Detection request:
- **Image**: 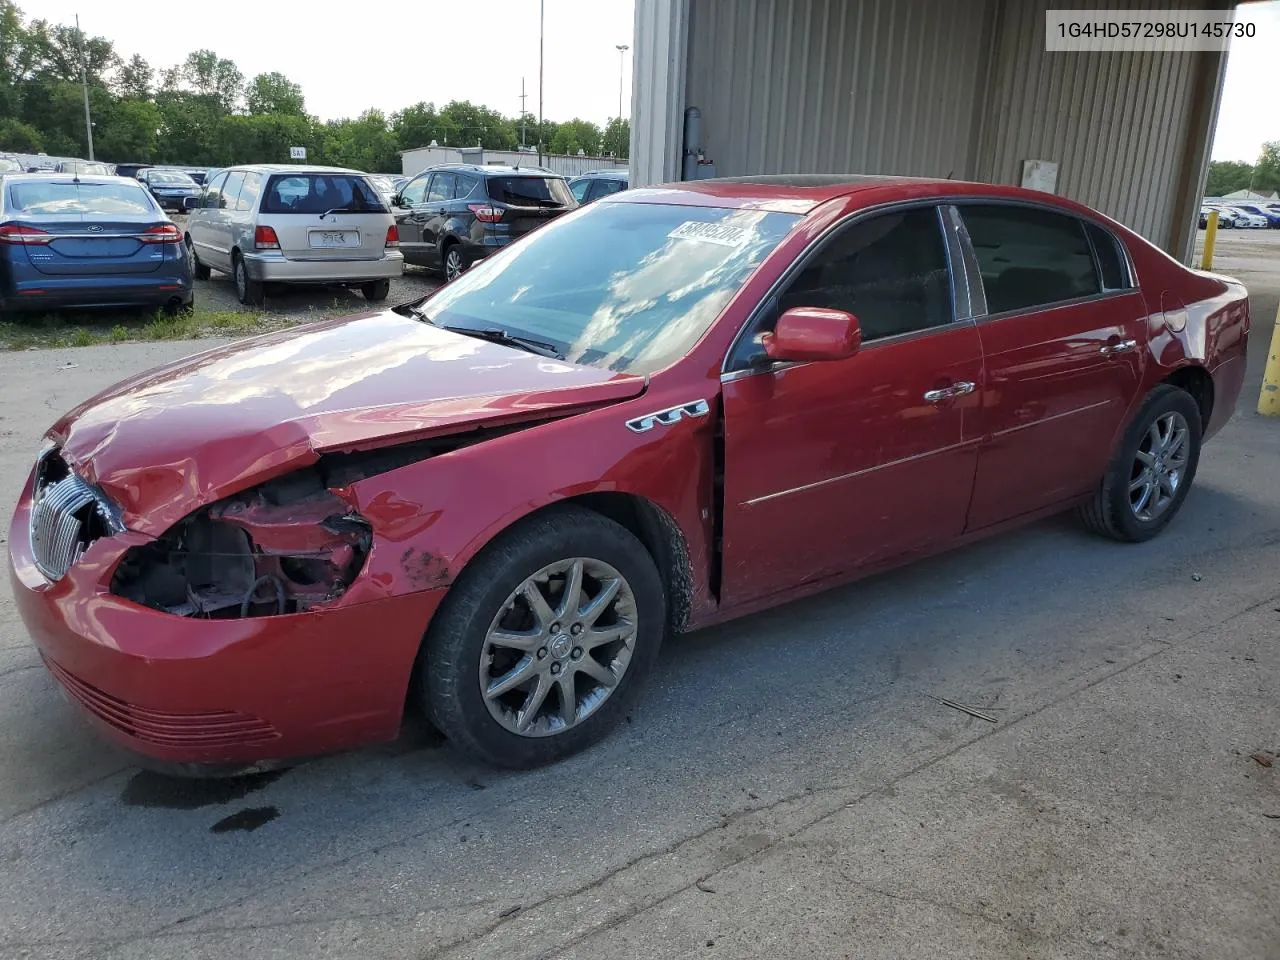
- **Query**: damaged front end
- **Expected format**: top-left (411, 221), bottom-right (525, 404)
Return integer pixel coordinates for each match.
top-left (111, 469), bottom-right (371, 618)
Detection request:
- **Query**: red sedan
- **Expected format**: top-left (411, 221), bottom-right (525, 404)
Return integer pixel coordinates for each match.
top-left (8, 176), bottom-right (1250, 771)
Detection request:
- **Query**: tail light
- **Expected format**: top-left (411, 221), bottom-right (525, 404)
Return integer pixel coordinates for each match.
top-left (139, 223), bottom-right (183, 244)
top-left (468, 204), bottom-right (504, 224)
top-left (0, 225), bottom-right (52, 245)
top-left (254, 225), bottom-right (280, 250)
top-left (385, 225), bottom-right (399, 247)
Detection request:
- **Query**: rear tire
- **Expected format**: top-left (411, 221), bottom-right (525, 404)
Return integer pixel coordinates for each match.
top-left (233, 252), bottom-right (264, 307)
top-left (1078, 384), bottom-right (1202, 542)
top-left (361, 279), bottom-right (391, 302)
top-left (420, 506), bottom-right (665, 768)
top-left (187, 238), bottom-right (211, 280)
top-left (442, 241), bottom-right (465, 282)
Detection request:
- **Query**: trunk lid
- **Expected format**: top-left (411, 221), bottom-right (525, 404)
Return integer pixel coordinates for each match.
top-left (485, 175), bottom-right (575, 240)
top-left (17, 217), bottom-right (173, 275)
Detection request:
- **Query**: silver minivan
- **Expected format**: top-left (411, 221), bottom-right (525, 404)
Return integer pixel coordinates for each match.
top-left (184, 164), bottom-right (403, 305)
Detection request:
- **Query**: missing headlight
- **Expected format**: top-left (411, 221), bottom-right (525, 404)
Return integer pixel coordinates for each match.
top-left (110, 468), bottom-right (371, 618)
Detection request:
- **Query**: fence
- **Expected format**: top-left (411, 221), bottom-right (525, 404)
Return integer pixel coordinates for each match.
top-left (399, 145), bottom-right (627, 179)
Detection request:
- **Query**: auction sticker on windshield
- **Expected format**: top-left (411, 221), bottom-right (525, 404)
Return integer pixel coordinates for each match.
top-left (667, 221), bottom-right (753, 247)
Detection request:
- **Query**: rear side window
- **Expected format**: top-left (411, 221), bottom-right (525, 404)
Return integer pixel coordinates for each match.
top-left (589, 179), bottom-right (626, 200)
top-left (236, 172), bottom-right (262, 212)
top-left (6, 180), bottom-right (156, 216)
top-left (569, 179), bottom-right (591, 202)
top-left (261, 174), bottom-right (387, 214)
top-left (486, 176), bottom-right (573, 207)
top-left (219, 171), bottom-right (245, 210)
top-left (780, 206), bottom-right (952, 341)
top-left (1085, 222), bottom-right (1129, 291)
top-left (960, 205), bottom-right (1100, 313)
top-left (454, 175), bottom-right (478, 199)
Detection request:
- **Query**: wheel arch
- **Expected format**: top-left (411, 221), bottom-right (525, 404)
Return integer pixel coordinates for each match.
top-left (1161, 363), bottom-right (1214, 430)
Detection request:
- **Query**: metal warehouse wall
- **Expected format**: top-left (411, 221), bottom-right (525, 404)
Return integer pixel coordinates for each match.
top-left (975, 0), bottom-right (1231, 253)
top-left (682, 0), bottom-right (993, 180)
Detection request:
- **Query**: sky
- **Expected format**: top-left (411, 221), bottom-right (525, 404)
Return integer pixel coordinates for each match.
top-left (19, 0), bottom-right (637, 128)
top-left (11, 0), bottom-right (1278, 162)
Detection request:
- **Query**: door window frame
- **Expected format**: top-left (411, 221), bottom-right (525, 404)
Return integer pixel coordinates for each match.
top-left (201, 172), bottom-right (228, 209)
top-left (722, 200), bottom-right (971, 377)
top-left (947, 198), bottom-right (1138, 323)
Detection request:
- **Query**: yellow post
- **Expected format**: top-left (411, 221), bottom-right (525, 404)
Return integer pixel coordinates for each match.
top-left (1199, 210), bottom-right (1218, 270)
top-left (1259, 302), bottom-right (1280, 417)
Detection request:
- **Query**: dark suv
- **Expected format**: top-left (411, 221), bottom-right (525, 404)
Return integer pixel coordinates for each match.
top-left (392, 164), bottom-right (576, 280)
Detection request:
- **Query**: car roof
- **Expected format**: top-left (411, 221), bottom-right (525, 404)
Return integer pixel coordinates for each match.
top-left (616, 174), bottom-right (1130, 218)
top-left (1, 173), bottom-right (140, 185)
top-left (422, 163), bottom-right (563, 178)
top-left (218, 164), bottom-right (366, 175)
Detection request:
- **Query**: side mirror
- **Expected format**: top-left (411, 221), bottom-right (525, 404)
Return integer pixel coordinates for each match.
top-left (182, 196), bottom-right (200, 211)
top-left (391, 195), bottom-right (403, 207)
top-left (761, 307), bottom-right (861, 362)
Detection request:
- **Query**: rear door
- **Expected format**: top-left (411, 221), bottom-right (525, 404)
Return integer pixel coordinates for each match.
top-left (486, 175), bottom-right (575, 239)
top-left (187, 171), bottom-right (227, 266)
top-left (957, 203), bottom-right (1148, 529)
top-left (260, 173), bottom-right (390, 261)
top-left (4, 178), bottom-right (172, 276)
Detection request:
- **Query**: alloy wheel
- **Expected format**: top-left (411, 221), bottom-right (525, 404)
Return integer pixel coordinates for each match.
top-left (479, 557), bottom-right (638, 738)
top-left (1129, 411), bottom-right (1190, 521)
top-left (445, 248), bottom-right (463, 281)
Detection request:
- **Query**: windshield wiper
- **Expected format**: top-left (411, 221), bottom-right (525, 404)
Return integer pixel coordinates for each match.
top-left (318, 206), bottom-right (362, 220)
top-left (400, 304), bottom-right (564, 359)
top-left (443, 325), bottom-right (564, 359)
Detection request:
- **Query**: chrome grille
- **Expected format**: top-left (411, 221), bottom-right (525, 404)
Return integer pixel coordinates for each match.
top-left (29, 450), bottom-right (120, 580)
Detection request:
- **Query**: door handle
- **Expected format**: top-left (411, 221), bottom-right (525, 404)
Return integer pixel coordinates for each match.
top-left (1100, 339), bottom-right (1137, 356)
top-left (923, 381), bottom-right (976, 403)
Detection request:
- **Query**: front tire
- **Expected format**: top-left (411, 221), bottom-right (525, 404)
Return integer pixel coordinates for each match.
top-left (187, 238), bottom-right (211, 280)
top-left (233, 253), bottom-right (264, 306)
top-left (1078, 384), bottom-right (1202, 542)
top-left (421, 506), bottom-right (665, 768)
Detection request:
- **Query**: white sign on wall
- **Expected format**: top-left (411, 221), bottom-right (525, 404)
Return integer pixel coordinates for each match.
top-left (1021, 159), bottom-right (1059, 194)
top-left (289, 146), bottom-right (307, 161)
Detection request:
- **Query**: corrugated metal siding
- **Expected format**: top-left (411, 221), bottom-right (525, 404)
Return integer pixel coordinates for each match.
top-left (630, 0), bottom-right (690, 185)
top-left (976, 0), bottom-right (1231, 250)
top-left (683, 0), bottom-right (992, 179)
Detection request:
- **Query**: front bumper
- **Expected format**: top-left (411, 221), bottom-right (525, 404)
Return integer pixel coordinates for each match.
top-left (8, 475), bottom-right (444, 765)
top-left (243, 251), bottom-right (404, 284)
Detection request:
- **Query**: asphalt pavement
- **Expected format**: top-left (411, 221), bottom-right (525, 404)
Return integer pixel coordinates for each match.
top-left (0, 230), bottom-right (1276, 959)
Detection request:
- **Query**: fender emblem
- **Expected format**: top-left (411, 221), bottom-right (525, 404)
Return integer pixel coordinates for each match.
top-left (625, 399), bottom-right (710, 433)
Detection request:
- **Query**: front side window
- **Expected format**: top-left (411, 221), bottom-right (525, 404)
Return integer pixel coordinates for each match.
top-left (589, 179), bottom-right (626, 201)
top-left (399, 175), bottom-right (428, 206)
top-left (779, 206), bottom-right (952, 341)
top-left (236, 172), bottom-right (262, 212)
top-left (959, 205), bottom-right (1100, 313)
top-left (419, 202), bottom-right (799, 375)
top-left (219, 171), bottom-right (246, 210)
top-left (569, 179), bottom-right (591, 202)
top-left (202, 172), bottom-right (228, 209)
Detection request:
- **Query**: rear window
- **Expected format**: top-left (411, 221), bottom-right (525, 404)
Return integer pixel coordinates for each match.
top-left (261, 174), bottom-right (387, 214)
top-left (6, 180), bottom-right (155, 216)
top-left (486, 176), bottom-right (573, 208)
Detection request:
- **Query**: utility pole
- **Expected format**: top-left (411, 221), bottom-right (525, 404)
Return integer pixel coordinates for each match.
top-left (615, 44), bottom-right (629, 124)
top-left (519, 77), bottom-right (528, 148)
top-left (76, 14), bottom-right (95, 160)
top-left (537, 0), bottom-right (544, 165)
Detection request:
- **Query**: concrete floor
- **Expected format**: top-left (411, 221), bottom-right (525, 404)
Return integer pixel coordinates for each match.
top-left (0, 230), bottom-right (1277, 960)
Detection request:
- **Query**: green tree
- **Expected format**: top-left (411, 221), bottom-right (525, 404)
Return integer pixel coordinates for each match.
top-left (115, 53), bottom-right (153, 100)
top-left (219, 112), bottom-right (314, 165)
top-left (550, 118), bottom-right (602, 157)
top-left (392, 101), bottom-right (440, 150)
top-left (0, 118), bottom-right (44, 152)
top-left (96, 97), bottom-right (161, 161)
top-left (601, 117), bottom-right (629, 158)
top-left (22, 19), bottom-right (118, 83)
top-left (438, 100), bottom-right (517, 149)
top-left (315, 110), bottom-right (399, 172)
top-left (1205, 160), bottom-right (1253, 197)
top-left (247, 71), bottom-right (304, 116)
top-left (180, 49), bottom-right (242, 112)
top-left (1253, 141), bottom-right (1280, 195)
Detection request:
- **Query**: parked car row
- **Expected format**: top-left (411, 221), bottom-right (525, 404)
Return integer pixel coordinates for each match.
top-left (1199, 202), bottom-right (1280, 229)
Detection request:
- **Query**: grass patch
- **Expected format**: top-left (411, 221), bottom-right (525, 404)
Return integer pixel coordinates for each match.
top-left (0, 305), bottom-right (280, 351)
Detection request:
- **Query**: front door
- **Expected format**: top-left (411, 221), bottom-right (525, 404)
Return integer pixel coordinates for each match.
top-left (719, 205), bottom-right (984, 606)
top-left (394, 174), bottom-right (431, 264)
top-left (419, 172), bottom-right (457, 262)
top-left (955, 203), bottom-right (1148, 529)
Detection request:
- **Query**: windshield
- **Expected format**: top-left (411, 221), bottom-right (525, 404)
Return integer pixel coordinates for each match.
top-left (7, 180), bottom-right (155, 216)
top-left (0, 158), bottom-right (21, 173)
top-left (62, 161), bottom-right (111, 175)
top-left (419, 201), bottom-right (798, 374)
top-left (146, 170), bottom-right (196, 185)
top-left (261, 173), bottom-right (387, 214)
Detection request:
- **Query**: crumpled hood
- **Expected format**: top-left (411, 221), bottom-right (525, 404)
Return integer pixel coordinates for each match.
top-left (52, 310), bottom-right (645, 535)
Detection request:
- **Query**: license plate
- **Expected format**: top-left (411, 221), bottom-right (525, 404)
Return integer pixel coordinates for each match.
top-left (309, 230), bottom-right (360, 248)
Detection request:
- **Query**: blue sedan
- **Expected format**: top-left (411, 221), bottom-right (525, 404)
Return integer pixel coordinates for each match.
top-left (137, 168), bottom-right (202, 212)
top-left (0, 174), bottom-right (194, 314)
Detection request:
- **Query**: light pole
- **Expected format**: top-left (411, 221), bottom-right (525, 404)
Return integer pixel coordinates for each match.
top-left (537, 0), bottom-right (544, 165)
top-left (76, 14), bottom-right (95, 160)
top-left (615, 44), bottom-right (629, 123)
